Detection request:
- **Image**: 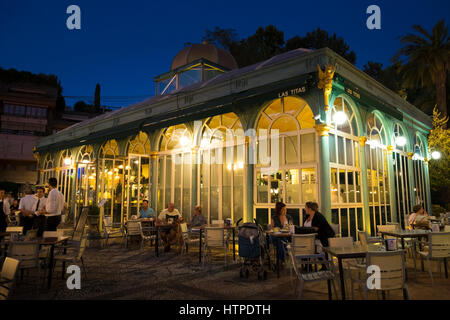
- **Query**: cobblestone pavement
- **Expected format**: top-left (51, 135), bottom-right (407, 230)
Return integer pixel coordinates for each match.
top-left (8, 239), bottom-right (450, 300)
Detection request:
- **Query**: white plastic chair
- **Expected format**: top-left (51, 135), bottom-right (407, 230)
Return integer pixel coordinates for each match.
top-left (203, 227), bottom-right (228, 267)
top-left (179, 223), bottom-right (200, 255)
top-left (103, 216), bottom-right (124, 247)
top-left (418, 232), bottom-right (450, 286)
top-left (7, 241), bottom-right (41, 293)
top-left (54, 235), bottom-right (88, 280)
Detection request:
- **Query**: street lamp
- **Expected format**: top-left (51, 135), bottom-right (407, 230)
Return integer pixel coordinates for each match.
top-left (333, 111), bottom-right (347, 125)
top-left (395, 136), bottom-right (407, 147)
top-left (431, 151), bottom-right (441, 160)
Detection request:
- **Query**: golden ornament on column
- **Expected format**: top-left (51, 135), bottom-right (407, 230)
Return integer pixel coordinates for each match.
top-left (408, 152), bottom-right (414, 160)
top-left (359, 136), bottom-right (367, 147)
top-left (386, 145), bottom-right (394, 154)
top-left (317, 63), bottom-right (337, 112)
top-left (424, 157), bottom-right (429, 164)
top-left (314, 124), bottom-right (331, 137)
top-left (149, 151), bottom-right (158, 160)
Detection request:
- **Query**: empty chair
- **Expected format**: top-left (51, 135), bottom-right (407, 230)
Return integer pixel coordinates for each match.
top-left (358, 230), bottom-right (383, 247)
top-left (0, 257), bottom-right (20, 300)
top-left (125, 220), bottom-right (141, 248)
top-left (418, 232), bottom-right (450, 286)
top-left (203, 227), bottom-right (228, 267)
top-left (179, 223), bottom-right (200, 255)
top-left (286, 241), bottom-right (337, 299)
top-left (103, 216), bottom-right (124, 247)
top-left (53, 236), bottom-right (88, 280)
top-left (353, 250), bottom-right (410, 300)
top-left (287, 234), bottom-right (325, 283)
top-left (7, 241), bottom-right (40, 293)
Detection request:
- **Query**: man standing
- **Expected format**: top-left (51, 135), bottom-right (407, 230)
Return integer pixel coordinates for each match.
top-left (33, 187), bottom-right (47, 237)
top-left (0, 189), bottom-right (10, 233)
top-left (39, 178), bottom-right (64, 231)
top-left (18, 188), bottom-right (36, 235)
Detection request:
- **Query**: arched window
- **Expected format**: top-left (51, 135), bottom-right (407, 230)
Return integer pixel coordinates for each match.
top-left (157, 124), bottom-right (193, 216)
top-left (366, 113), bottom-right (391, 235)
top-left (392, 123), bottom-right (412, 229)
top-left (127, 131), bottom-right (150, 155)
top-left (255, 96), bottom-right (316, 227)
top-left (329, 96), bottom-right (363, 239)
top-left (73, 145), bottom-right (96, 225)
top-left (41, 154), bottom-right (55, 185)
top-left (200, 112), bottom-right (243, 223)
top-left (413, 134), bottom-right (428, 211)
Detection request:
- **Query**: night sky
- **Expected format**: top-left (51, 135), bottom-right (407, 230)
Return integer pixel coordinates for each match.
top-left (1, 0), bottom-right (449, 108)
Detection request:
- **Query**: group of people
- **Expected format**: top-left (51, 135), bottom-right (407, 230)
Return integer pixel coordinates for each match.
top-left (134, 201), bottom-right (207, 252)
top-left (0, 177), bottom-right (65, 237)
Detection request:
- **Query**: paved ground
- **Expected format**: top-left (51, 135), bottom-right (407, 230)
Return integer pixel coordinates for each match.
top-left (8, 238), bottom-right (450, 300)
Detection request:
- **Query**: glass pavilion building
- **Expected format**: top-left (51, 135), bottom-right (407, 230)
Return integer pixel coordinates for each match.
top-left (34, 44), bottom-right (432, 238)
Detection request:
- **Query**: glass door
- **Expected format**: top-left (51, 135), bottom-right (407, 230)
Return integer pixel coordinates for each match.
top-left (126, 154), bottom-right (150, 219)
top-left (75, 162), bottom-right (96, 223)
top-left (98, 158), bottom-right (125, 225)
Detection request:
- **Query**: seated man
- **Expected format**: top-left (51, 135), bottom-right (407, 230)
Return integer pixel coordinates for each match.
top-left (189, 205), bottom-right (206, 227)
top-left (138, 200), bottom-right (155, 219)
top-left (157, 202), bottom-right (183, 252)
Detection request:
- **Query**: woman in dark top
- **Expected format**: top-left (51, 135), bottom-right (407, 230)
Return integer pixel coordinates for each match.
top-left (269, 202), bottom-right (293, 265)
top-left (303, 202), bottom-right (335, 247)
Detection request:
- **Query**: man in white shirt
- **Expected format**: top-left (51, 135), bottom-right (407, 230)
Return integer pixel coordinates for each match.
top-left (157, 202), bottom-right (183, 252)
top-left (39, 178), bottom-right (64, 231)
top-left (0, 188), bottom-right (10, 233)
top-left (18, 188), bottom-right (37, 235)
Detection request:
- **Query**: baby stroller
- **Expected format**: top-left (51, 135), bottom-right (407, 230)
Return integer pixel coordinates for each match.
top-left (237, 219), bottom-right (272, 280)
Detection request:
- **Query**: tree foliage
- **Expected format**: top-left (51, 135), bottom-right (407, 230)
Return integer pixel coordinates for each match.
top-left (428, 107), bottom-right (450, 207)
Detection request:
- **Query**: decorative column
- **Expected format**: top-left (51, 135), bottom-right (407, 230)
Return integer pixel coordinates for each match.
top-left (314, 124), bottom-right (332, 221)
top-left (191, 146), bottom-right (199, 219)
top-left (386, 145), bottom-right (398, 223)
top-left (359, 136), bottom-right (372, 235)
top-left (407, 152), bottom-right (416, 209)
top-left (149, 151), bottom-right (158, 212)
top-left (244, 136), bottom-right (255, 223)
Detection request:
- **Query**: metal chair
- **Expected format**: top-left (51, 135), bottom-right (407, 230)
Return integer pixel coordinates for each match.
top-left (203, 227), bottom-right (228, 267)
top-left (286, 240), bottom-right (338, 299)
top-left (0, 257), bottom-right (20, 300)
top-left (418, 232), bottom-right (450, 286)
top-left (179, 223), bottom-right (200, 255)
top-left (331, 224), bottom-right (341, 238)
top-left (103, 216), bottom-right (124, 247)
top-left (7, 241), bottom-right (41, 293)
top-left (125, 220), bottom-right (141, 248)
top-left (53, 235), bottom-right (88, 280)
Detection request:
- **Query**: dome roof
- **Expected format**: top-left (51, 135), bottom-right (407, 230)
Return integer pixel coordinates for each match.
top-left (171, 43), bottom-right (238, 71)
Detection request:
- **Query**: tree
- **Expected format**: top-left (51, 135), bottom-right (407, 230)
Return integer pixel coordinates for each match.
top-left (202, 27), bottom-right (238, 50)
top-left (428, 107), bottom-right (450, 208)
top-left (73, 100), bottom-right (90, 112)
top-left (285, 28), bottom-right (357, 64)
top-left (396, 20), bottom-right (450, 121)
top-left (363, 61), bottom-right (384, 81)
top-left (56, 80), bottom-right (66, 114)
top-left (94, 83), bottom-right (101, 113)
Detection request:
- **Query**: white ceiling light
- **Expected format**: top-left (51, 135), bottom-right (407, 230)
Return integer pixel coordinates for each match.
top-left (64, 158), bottom-right (72, 166)
top-left (180, 136), bottom-right (190, 147)
top-left (333, 111), bottom-right (347, 125)
top-left (431, 151), bottom-right (441, 160)
top-left (395, 136), bottom-right (407, 147)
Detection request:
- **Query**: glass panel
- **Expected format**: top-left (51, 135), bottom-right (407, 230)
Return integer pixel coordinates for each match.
top-left (113, 160), bottom-right (124, 224)
top-left (157, 157), bottom-right (164, 212)
top-left (338, 136), bottom-right (345, 165)
top-left (301, 133), bottom-right (315, 163)
top-left (287, 208), bottom-right (300, 226)
top-left (141, 157), bottom-right (150, 204)
top-left (174, 156), bottom-right (182, 211)
top-left (128, 156), bottom-right (139, 217)
top-left (331, 168), bottom-right (338, 204)
top-left (285, 169), bottom-right (300, 204)
top-left (357, 208), bottom-right (364, 231)
top-left (210, 152), bottom-right (219, 221)
top-left (346, 138), bottom-right (354, 166)
top-left (255, 208), bottom-right (269, 230)
top-left (348, 171), bottom-right (355, 203)
top-left (329, 134), bottom-right (336, 163)
top-left (233, 165), bottom-right (243, 223)
top-left (200, 151), bottom-right (209, 219)
top-left (331, 208), bottom-right (339, 225)
top-left (164, 156), bottom-right (172, 208)
top-left (256, 171), bottom-right (269, 203)
top-left (182, 152), bottom-right (191, 219)
top-left (340, 209), bottom-right (348, 237)
top-left (369, 207), bottom-right (375, 236)
top-left (270, 171), bottom-right (283, 203)
top-left (340, 170), bottom-right (348, 203)
top-left (355, 171), bottom-right (362, 203)
top-left (349, 208), bottom-right (356, 240)
top-left (301, 168), bottom-right (317, 203)
top-left (222, 154), bottom-right (232, 221)
top-left (285, 135), bottom-right (298, 164)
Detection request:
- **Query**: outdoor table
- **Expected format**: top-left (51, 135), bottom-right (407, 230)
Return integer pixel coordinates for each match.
top-left (379, 229), bottom-right (430, 250)
top-left (323, 244), bottom-right (384, 300)
top-left (191, 225), bottom-right (236, 264)
top-left (39, 236), bottom-right (69, 289)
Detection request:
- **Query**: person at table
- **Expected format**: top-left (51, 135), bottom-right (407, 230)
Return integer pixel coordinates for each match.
top-left (157, 202), bottom-right (183, 252)
top-left (18, 188), bottom-right (37, 235)
top-left (268, 202), bottom-right (293, 267)
top-left (409, 204), bottom-right (430, 230)
top-left (304, 201), bottom-right (335, 248)
top-left (38, 178), bottom-right (64, 232)
top-left (10, 199), bottom-right (19, 212)
top-left (138, 200), bottom-right (155, 219)
top-left (0, 188), bottom-right (11, 233)
top-left (189, 205), bottom-right (207, 227)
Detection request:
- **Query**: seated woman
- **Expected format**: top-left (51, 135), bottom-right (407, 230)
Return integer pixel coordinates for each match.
top-left (408, 204), bottom-right (430, 230)
top-left (269, 202), bottom-right (293, 266)
top-left (303, 201), bottom-right (335, 248)
top-left (189, 205), bottom-right (206, 227)
top-left (138, 200), bottom-right (155, 219)
top-left (157, 202), bottom-right (183, 252)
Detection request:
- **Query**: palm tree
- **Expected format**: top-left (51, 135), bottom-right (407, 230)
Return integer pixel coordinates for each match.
top-left (396, 20), bottom-right (450, 121)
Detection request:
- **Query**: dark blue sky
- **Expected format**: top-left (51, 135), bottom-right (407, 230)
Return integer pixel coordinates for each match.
top-left (1, 0), bottom-right (449, 108)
